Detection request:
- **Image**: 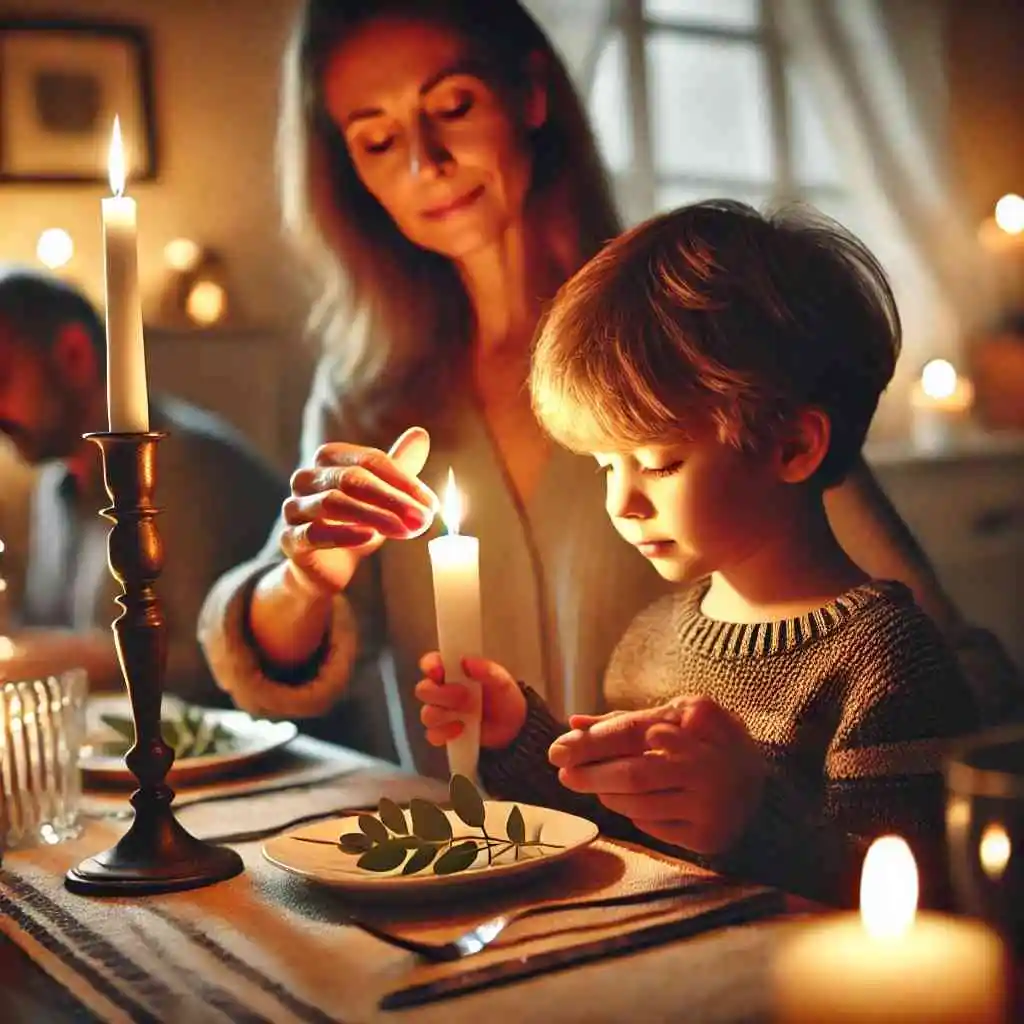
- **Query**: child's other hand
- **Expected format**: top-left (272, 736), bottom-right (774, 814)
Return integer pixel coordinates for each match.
top-left (550, 696), bottom-right (767, 856)
top-left (415, 652), bottom-right (527, 750)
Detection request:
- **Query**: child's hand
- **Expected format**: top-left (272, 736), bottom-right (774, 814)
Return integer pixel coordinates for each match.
top-left (415, 652), bottom-right (527, 750)
top-left (549, 696), bottom-right (767, 855)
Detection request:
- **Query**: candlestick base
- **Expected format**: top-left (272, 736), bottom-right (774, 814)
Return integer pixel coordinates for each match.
top-left (65, 431), bottom-right (243, 897)
top-left (65, 789), bottom-right (242, 896)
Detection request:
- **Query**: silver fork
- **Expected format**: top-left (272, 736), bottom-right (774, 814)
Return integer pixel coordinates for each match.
top-left (347, 878), bottom-right (727, 963)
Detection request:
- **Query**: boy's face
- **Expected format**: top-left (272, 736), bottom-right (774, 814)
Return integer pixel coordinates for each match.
top-left (594, 434), bottom-right (786, 584)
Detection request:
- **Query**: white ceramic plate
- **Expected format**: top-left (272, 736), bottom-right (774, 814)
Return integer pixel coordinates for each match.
top-left (82, 694), bottom-right (298, 786)
top-left (262, 801), bottom-right (599, 900)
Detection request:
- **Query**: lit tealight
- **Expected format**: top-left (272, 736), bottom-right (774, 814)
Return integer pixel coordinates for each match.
top-left (36, 229), bottom-right (74, 270)
top-left (860, 835), bottom-right (918, 940)
top-left (920, 358), bottom-right (959, 401)
top-left (164, 237), bottom-right (202, 272)
top-left (185, 280), bottom-right (227, 326)
top-left (994, 193), bottom-right (1024, 236)
top-left (979, 823), bottom-right (1012, 881)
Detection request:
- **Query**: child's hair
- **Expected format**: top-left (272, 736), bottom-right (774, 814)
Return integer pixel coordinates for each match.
top-left (529, 199), bottom-right (901, 487)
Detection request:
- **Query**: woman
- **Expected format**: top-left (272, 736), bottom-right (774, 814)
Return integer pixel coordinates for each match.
top-left (199, 0), bottom-right (1014, 778)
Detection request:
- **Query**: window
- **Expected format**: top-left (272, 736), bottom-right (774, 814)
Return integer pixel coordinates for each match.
top-left (587, 0), bottom-right (850, 227)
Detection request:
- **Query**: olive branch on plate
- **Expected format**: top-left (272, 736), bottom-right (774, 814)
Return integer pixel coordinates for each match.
top-left (292, 774), bottom-right (565, 876)
top-left (100, 704), bottom-right (238, 759)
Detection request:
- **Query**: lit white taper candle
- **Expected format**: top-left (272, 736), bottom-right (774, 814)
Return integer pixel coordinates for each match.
top-left (102, 115), bottom-right (149, 433)
top-left (427, 468), bottom-right (483, 782)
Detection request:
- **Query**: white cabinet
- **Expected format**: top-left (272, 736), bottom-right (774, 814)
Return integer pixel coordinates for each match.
top-left (867, 435), bottom-right (1024, 668)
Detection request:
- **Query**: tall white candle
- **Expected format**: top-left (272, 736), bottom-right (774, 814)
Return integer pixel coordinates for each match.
top-left (102, 116), bottom-right (149, 433)
top-left (774, 836), bottom-right (1008, 1022)
top-left (427, 468), bottom-right (483, 782)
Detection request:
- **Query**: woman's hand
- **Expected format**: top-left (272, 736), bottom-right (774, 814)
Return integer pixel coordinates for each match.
top-left (415, 652), bottom-right (527, 750)
top-left (548, 697), bottom-right (768, 855)
top-left (279, 426), bottom-right (438, 593)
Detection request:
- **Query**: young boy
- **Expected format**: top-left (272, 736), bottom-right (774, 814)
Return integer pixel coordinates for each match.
top-left (415, 200), bottom-right (977, 908)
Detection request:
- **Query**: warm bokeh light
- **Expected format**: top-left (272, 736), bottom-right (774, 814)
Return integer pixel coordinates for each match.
top-left (920, 358), bottom-right (958, 401)
top-left (36, 228), bottom-right (74, 270)
top-left (0, 637), bottom-right (16, 660)
top-left (164, 237), bottom-right (202, 272)
top-left (979, 823), bottom-right (1012, 881)
top-left (441, 467), bottom-right (464, 535)
top-left (185, 280), bottom-right (227, 326)
top-left (108, 115), bottom-right (126, 196)
top-left (994, 193), bottom-right (1024, 235)
top-left (860, 836), bottom-right (918, 940)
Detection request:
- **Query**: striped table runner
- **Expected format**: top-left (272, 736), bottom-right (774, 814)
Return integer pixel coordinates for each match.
top-left (1, 761), bottom-right (785, 1024)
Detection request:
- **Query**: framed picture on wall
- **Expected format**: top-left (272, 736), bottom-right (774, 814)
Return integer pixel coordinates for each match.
top-left (0, 19), bottom-right (158, 184)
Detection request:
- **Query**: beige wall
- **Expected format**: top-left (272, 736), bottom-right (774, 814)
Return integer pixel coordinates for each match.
top-left (947, 0), bottom-right (1024, 223)
top-left (0, 0), bottom-right (305, 328)
top-left (0, 0), bottom-right (312, 463)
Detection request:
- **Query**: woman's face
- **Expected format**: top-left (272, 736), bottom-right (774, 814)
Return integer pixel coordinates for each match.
top-left (323, 17), bottom-right (543, 261)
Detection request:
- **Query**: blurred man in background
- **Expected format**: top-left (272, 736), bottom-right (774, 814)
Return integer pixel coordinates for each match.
top-left (0, 267), bottom-right (286, 704)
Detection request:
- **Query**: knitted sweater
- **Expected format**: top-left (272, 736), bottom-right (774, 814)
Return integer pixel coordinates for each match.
top-left (479, 578), bottom-right (978, 908)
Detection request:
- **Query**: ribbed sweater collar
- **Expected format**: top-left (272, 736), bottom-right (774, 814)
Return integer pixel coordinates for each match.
top-left (676, 578), bottom-right (910, 659)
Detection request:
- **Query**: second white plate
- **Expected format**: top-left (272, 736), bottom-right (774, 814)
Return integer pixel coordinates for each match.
top-left (82, 694), bottom-right (298, 785)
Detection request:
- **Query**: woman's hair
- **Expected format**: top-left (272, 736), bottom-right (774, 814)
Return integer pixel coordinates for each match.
top-left (278, 0), bottom-right (620, 432)
top-left (530, 200), bottom-right (902, 488)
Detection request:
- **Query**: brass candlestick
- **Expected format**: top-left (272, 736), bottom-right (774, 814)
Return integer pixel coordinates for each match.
top-left (65, 432), bottom-right (243, 895)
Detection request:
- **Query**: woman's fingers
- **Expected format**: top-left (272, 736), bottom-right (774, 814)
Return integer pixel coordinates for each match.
top-left (283, 487), bottom-right (412, 538)
top-left (280, 520), bottom-right (377, 557)
top-left (313, 433), bottom-right (438, 511)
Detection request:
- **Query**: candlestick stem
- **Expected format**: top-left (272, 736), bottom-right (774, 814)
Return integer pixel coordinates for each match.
top-left (65, 432), bottom-right (242, 895)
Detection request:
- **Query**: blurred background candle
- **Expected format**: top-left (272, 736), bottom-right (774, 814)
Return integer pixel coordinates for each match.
top-left (910, 358), bottom-right (974, 453)
top-left (102, 115), bottom-right (149, 433)
top-left (774, 836), bottom-right (1008, 1022)
top-left (427, 468), bottom-right (483, 782)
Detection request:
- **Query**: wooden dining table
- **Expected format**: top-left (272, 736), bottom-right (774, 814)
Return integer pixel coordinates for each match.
top-left (0, 733), bottom-right (806, 1024)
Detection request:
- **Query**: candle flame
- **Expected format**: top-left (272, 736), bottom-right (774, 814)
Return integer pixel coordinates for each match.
top-left (995, 193), bottom-right (1024, 235)
top-left (860, 835), bottom-right (917, 940)
top-left (920, 358), bottom-right (958, 401)
top-left (980, 823), bottom-right (1012, 881)
top-left (441, 467), bottom-right (463, 536)
top-left (108, 116), bottom-right (126, 197)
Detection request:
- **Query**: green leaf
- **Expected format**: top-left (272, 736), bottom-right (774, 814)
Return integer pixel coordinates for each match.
top-left (410, 799), bottom-right (452, 842)
top-left (339, 832), bottom-right (373, 854)
top-left (434, 841), bottom-right (479, 875)
top-left (449, 774), bottom-right (485, 828)
top-left (358, 814), bottom-right (390, 844)
top-left (100, 714), bottom-right (136, 741)
top-left (377, 798), bottom-right (408, 835)
top-left (506, 805), bottom-right (526, 845)
top-left (402, 845), bottom-right (438, 875)
top-left (356, 840), bottom-right (408, 872)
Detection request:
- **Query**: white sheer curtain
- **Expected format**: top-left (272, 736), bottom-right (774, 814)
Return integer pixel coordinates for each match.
top-left (775, 0), bottom-right (994, 435)
top-left (523, 0), bottom-right (613, 89)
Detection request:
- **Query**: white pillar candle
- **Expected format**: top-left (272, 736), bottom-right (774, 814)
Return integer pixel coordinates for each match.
top-left (427, 468), bottom-right (483, 782)
top-left (102, 116), bottom-right (149, 433)
top-left (774, 836), bottom-right (1008, 1022)
top-left (909, 358), bottom-right (973, 454)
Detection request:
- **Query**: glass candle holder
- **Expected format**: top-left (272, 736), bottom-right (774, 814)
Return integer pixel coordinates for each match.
top-left (0, 669), bottom-right (87, 850)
